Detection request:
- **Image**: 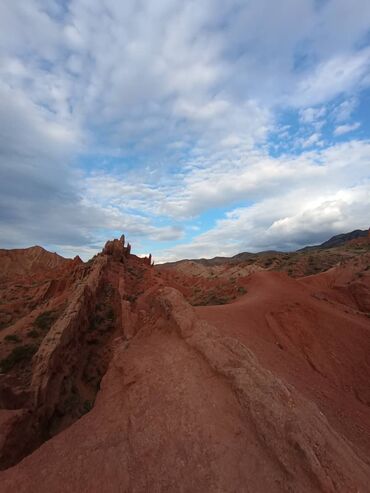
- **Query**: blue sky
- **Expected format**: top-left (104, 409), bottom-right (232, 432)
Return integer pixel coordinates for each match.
top-left (0, 0), bottom-right (369, 261)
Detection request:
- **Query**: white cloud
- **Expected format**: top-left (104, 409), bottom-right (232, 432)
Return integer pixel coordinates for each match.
top-left (291, 48), bottom-right (370, 107)
top-left (333, 98), bottom-right (358, 122)
top-left (149, 140), bottom-right (370, 260)
top-left (299, 106), bottom-right (326, 124)
top-left (157, 182), bottom-right (370, 262)
top-left (300, 133), bottom-right (323, 148)
top-left (334, 122), bottom-right (361, 136)
top-left (0, 0), bottom-right (370, 258)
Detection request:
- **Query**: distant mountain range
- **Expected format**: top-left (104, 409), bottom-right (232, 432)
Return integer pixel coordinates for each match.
top-left (162, 228), bottom-right (369, 267)
top-left (309, 228), bottom-right (369, 249)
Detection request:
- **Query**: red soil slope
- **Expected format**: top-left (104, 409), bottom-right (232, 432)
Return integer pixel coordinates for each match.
top-left (0, 246), bottom-right (73, 281)
top-left (196, 264), bottom-right (370, 461)
top-left (0, 237), bottom-right (369, 492)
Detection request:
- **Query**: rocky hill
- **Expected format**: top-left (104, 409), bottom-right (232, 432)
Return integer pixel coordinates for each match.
top-left (310, 228), bottom-right (369, 249)
top-left (0, 246), bottom-right (77, 282)
top-left (0, 232), bottom-right (369, 492)
top-left (157, 229), bottom-right (370, 304)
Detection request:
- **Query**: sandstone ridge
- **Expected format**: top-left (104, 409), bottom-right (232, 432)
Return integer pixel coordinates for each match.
top-left (0, 233), bottom-right (369, 492)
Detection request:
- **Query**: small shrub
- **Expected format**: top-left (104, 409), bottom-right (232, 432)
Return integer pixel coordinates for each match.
top-left (34, 310), bottom-right (57, 331)
top-left (237, 286), bottom-right (247, 295)
top-left (82, 400), bottom-right (93, 414)
top-left (4, 334), bottom-right (21, 343)
top-left (0, 344), bottom-right (38, 372)
top-left (27, 329), bottom-right (39, 338)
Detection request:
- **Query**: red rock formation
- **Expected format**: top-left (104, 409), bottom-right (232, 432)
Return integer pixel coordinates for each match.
top-left (126, 242), bottom-right (131, 256)
top-left (0, 234), bottom-right (369, 491)
top-left (0, 246), bottom-right (74, 282)
top-left (197, 268), bottom-right (370, 459)
top-left (0, 237), bottom-right (149, 468)
top-left (1, 285), bottom-right (370, 491)
top-left (0, 253), bottom-right (110, 467)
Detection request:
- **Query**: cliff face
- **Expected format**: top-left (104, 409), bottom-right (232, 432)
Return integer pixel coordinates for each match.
top-left (0, 236), bottom-right (370, 491)
top-left (0, 246), bottom-right (75, 282)
top-left (0, 237), bottom-right (155, 468)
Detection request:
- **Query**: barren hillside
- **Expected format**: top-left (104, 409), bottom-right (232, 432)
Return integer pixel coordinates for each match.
top-left (0, 232), bottom-right (369, 492)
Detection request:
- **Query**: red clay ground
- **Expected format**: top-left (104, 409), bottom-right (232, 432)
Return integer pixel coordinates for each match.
top-left (0, 236), bottom-right (369, 491)
top-left (196, 265), bottom-right (370, 461)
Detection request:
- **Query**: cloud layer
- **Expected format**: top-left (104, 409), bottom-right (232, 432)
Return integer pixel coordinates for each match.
top-left (0, 0), bottom-right (369, 259)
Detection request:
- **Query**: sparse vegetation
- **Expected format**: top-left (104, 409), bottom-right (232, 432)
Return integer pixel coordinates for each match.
top-left (82, 400), bottom-right (93, 414)
top-left (0, 344), bottom-right (38, 372)
top-left (34, 310), bottom-right (58, 331)
top-left (27, 329), bottom-right (40, 338)
top-left (4, 334), bottom-right (21, 343)
top-left (192, 292), bottom-right (232, 306)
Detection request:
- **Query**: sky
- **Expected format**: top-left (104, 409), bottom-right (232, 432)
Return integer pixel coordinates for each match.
top-left (0, 0), bottom-right (369, 262)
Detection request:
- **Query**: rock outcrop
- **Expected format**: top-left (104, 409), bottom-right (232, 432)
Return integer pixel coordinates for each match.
top-left (0, 246), bottom-right (75, 282)
top-left (0, 236), bottom-right (147, 468)
top-left (1, 285), bottom-right (370, 492)
top-left (0, 233), bottom-right (370, 491)
top-left (0, 254), bottom-right (110, 467)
